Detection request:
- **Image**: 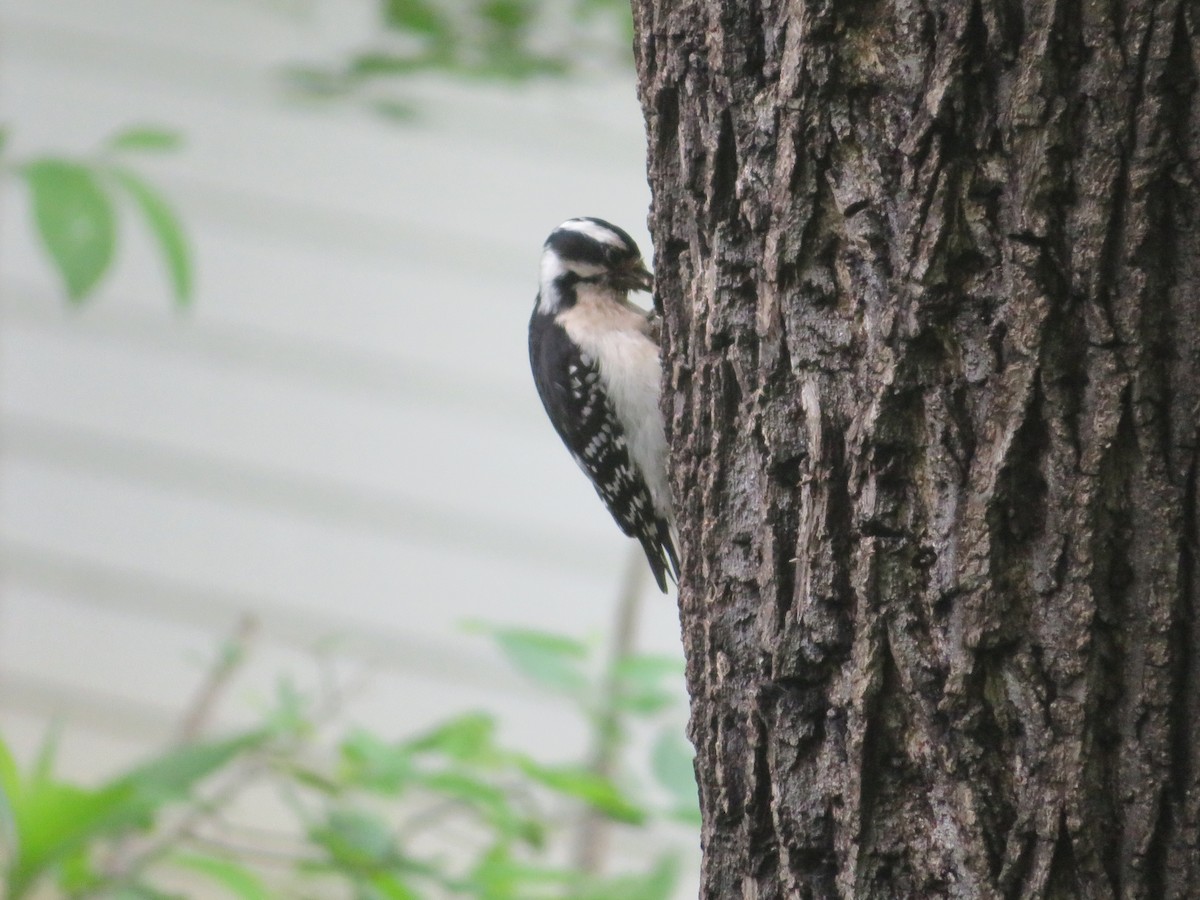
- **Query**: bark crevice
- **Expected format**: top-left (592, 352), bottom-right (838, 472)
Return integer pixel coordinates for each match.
top-left (633, 0), bottom-right (1200, 895)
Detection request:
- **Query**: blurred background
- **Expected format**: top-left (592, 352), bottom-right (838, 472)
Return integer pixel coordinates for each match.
top-left (0, 0), bottom-right (697, 896)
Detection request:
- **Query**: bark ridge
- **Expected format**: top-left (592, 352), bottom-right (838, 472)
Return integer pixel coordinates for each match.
top-left (633, 0), bottom-right (1200, 896)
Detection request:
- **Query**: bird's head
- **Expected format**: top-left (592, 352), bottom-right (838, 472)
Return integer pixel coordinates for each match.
top-left (537, 217), bottom-right (653, 313)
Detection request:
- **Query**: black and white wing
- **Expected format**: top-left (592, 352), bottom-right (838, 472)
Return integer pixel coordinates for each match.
top-left (528, 311), bottom-right (679, 591)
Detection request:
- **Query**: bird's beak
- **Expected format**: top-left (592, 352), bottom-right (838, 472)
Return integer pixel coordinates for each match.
top-left (617, 261), bottom-right (654, 293)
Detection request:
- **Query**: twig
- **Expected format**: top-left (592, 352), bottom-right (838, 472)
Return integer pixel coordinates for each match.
top-left (573, 546), bottom-right (646, 874)
top-left (99, 756), bottom-right (271, 887)
top-left (396, 798), bottom-right (476, 842)
top-left (176, 615), bottom-right (259, 744)
top-left (183, 832), bottom-right (316, 868)
top-left (101, 626), bottom-right (374, 889)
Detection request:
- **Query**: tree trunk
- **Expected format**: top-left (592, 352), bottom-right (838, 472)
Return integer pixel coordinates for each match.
top-left (632, 0), bottom-right (1200, 896)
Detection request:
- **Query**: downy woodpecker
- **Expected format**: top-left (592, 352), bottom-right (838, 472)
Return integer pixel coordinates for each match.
top-left (527, 217), bottom-right (679, 591)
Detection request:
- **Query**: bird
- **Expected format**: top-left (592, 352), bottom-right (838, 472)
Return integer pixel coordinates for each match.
top-left (527, 217), bottom-right (679, 592)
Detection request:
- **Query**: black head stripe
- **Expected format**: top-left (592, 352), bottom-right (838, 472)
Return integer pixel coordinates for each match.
top-left (545, 219), bottom-right (641, 269)
top-left (545, 230), bottom-right (613, 267)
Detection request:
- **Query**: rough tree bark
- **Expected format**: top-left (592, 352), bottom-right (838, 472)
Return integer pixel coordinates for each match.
top-left (632, 0), bottom-right (1199, 897)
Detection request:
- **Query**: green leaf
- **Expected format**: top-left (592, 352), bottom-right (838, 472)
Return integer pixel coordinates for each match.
top-left (650, 729), bottom-right (700, 823)
top-left (57, 848), bottom-right (101, 894)
top-left (349, 53), bottom-right (428, 78)
top-left (4, 729), bottom-right (262, 896)
top-left (406, 713), bottom-right (496, 764)
top-left (171, 853), bottom-right (271, 900)
top-left (360, 872), bottom-right (420, 900)
top-left (369, 98), bottom-right (420, 123)
top-left (22, 158), bottom-right (116, 302)
top-left (106, 884), bottom-right (183, 899)
top-left (108, 167), bottom-right (192, 306)
top-left (6, 777), bottom-right (131, 896)
top-left (613, 654), bottom-right (685, 715)
top-left (469, 45), bottom-right (567, 81)
top-left (413, 770), bottom-right (540, 844)
top-left (571, 0), bottom-right (630, 20)
top-left (614, 654), bottom-right (684, 684)
top-left (0, 735), bottom-right (22, 799)
top-left (8, 728), bottom-right (270, 891)
top-left (476, 626), bottom-right (590, 695)
top-left (468, 845), bottom-right (574, 896)
top-left (107, 126), bottom-right (183, 153)
top-left (266, 678), bottom-right (312, 737)
top-left (478, 0), bottom-right (535, 32)
top-left (384, 0), bottom-right (452, 37)
top-left (472, 0), bottom-right (566, 82)
top-left (0, 736), bottom-right (18, 856)
top-left (577, 855), bottom-right (679, 900)
top-left (114, 730), bottom-right (265, 814)
top-left (340, 730), bottom-right (412, 793)
top-left (4, 727), bottom-right (140, 895)
top-left (515, 760), bottom-right (645, 824)
top-left (310, 809), bottom-right (400, 870)
top-left (31, 721), bottom-right (63, 786)
top-left (285, 763), bottom-right (342, 795)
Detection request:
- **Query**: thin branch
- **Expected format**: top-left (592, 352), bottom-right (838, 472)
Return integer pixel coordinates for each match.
top-left (573, 546), bottom-right (646, 874)
top-left (182, 832), bottom-right (316, 868)
top-left (175, 615), bottom-right (259, 744)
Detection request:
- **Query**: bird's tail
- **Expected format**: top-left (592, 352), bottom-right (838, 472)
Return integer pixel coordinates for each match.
top-left (641, 519), bottom-right (680, 593)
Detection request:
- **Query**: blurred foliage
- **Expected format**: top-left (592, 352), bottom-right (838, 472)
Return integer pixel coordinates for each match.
top-left (0, 626), bottom-right (696, 898)
top-left (5, 1), bottom-right (632, 305)
top-left (286, 0), bottom-right (636, 118)
top-left (2, 125), bottom-right (192, 307)
top-left (0, 8), bottom-right (690, 892)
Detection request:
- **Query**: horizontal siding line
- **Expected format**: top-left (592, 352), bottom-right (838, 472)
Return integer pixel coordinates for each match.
top-left (2, 13), bottom-right (644, 157)
top-left (2, 41), bottom-right (649, 293)
top-left (1, 12), bottom-right (273, 100)
top-left (0, 670), bottom-right (179, 744)
top-left (3, 414), bottom-right (604, 576)
top-left (0, 539), bottom-right (527, 692)
top-left (1, 281), bottom-right (534, 428)
top-left (1, 161), bottom-right (536, 281)
top-left (146, 174), bottom-right (536, 282)
top-left (0, 100), bottom-right (648, 283)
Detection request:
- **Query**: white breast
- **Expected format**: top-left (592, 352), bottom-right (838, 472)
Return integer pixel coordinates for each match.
top-left (554, 290), bottom-right (672, 519)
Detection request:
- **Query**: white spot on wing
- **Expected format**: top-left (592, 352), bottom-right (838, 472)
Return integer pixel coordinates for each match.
top-left (554, 295), bottom-right (673, 524)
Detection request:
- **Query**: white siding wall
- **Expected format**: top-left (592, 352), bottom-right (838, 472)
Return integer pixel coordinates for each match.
top-left (0, 0), bottom-right (695, 889)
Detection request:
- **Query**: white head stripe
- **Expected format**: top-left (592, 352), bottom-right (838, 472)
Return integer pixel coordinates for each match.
top-left (558, 218), bottom-right (629, 249)
top-left (540, 250), bottom-right (568, 288)
top-left (537, 249), bottom-right (608, 313)
top-left (541, 251), bottom-right (605, 284)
